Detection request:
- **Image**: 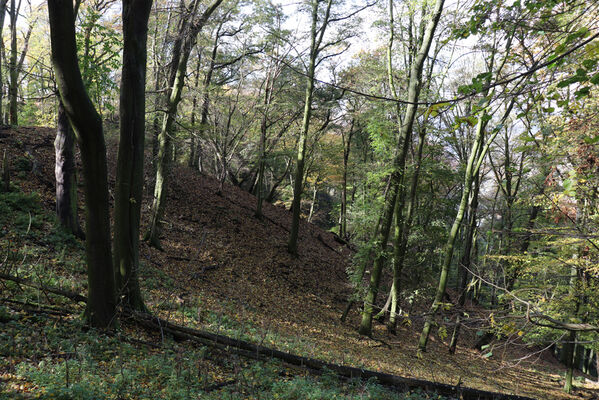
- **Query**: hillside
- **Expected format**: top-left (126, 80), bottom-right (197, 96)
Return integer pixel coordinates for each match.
top-left (1, 126), bottom-right (598, 399)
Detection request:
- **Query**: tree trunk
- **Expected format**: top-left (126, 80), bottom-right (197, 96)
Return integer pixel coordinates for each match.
top-left (188, 58), bottom-right (201, 168)
top-left (339, 119), bottom-right (354, 238)
top-left (48, 0), bottom-right (115, 328)
top-left (418, 103), bottom-right (492, 353)
top-left (54, 98), bottom-right (84, 239)
top-left (255, 64), bottom-right (274, 218)
top-left (387, 127), bottom-right (427, 332)
top-left (146, 0), bottom-right (223, 249)
top-left (195, 25), bottom-right (221, 174)
top-left (288, 0), bottom-right (333, 256)
top-left (359, 0), bottom-right (445, 336)
top-left (8, 0), bottom-right (18, 125)
top-left (113, 0), bottom-right (152, 311)
top-left (307, 183), bottom-right (317, 222)
top-left (0, 0), bottom-right (8, 121)
top-left (2, 149), bottom-right (9, 191)
top-left (448, 170), bottom-right (480, 353)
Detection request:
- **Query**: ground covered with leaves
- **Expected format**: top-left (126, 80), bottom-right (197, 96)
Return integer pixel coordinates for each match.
top-left (1, 126), bottom-right (598, 399)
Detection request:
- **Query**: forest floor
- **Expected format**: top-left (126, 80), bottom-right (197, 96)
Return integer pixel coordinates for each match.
top-left (1, 126), bottom-right (598, 399)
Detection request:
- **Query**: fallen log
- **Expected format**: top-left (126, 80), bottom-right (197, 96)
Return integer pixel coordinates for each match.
top-left (0, 273), bottom-right (535, 399)
top-left (127, 310), bottom-right (534, 400)
top-left (0, 272), bottom-right (87, 303)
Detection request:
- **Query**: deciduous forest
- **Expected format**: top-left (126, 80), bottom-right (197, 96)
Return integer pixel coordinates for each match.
top-left (1, 0), bottom-right (599, 398)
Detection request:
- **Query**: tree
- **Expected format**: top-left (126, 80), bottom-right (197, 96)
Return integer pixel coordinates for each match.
top-left (0, 0), bottom-right (8, 121)
top-left (54, 99), bottom-right (84, 239)
top-left (287, 0), bottom-right (333, 255)
top-left (8, 0), bottom-right (19, 124)
top-left (417, 35), bottom-right (520, 351)
top-left (54, 0), bottom-right (83, 239)
top-left (287, 0), bottom-right (368, 254)
top-left (113, 0), bottom-right (152, 311)
top-left (48, 0), bottom-right (115, 327)
top-left (8, 0), bottom-right (34, 125)
top-left (359, 0), bottom-right (445, 336)
top-left (145, 0), bottom-right (224, 249)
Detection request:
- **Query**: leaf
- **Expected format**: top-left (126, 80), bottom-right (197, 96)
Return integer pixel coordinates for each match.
top-left (582, 59), bottom-right (597, 70)
top-left (583, 135), bottom-right (599, 144)
top-left (574, 87), bottom-right (591, 99)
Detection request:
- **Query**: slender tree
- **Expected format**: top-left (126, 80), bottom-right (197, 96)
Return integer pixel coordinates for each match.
top-left (0, 0), bottom-right (8, 120)
top-left (359, 0), bottom-right (445, 336)
top-left (8, 0), bottom-right (18, 124)
top-left (287, 0), bottom-right (333, 255)
top-left (145, 0), bottom-right (224, 249)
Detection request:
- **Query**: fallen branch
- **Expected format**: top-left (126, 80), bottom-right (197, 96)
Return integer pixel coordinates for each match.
top-left (0, 297), bottom-right (74, 316)
top-left (0, 273), bottom-right (86, 303)
top-left (127, 310), bottom-right (534, 400)
top-left (0, 273), bottom-right (535, 399)
top-left (317, 233), bottom-right (341, 254)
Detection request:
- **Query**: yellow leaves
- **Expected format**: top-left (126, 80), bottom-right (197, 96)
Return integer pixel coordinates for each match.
top-left (437, 325), bottom-right (448, 341)
top-left (425, 102), bottom-right (451, 119)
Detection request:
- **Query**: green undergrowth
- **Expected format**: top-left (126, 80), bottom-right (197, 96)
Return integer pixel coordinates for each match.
top-left (1, 308), bottom-right (449, 399)
top-left (0, 187), bottom-right (450, 399)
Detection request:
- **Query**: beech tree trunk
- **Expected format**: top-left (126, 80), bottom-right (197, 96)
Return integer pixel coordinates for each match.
top-left (113, 0), bottom-right (152, 311)
top-left (48, 0), bottom-right (115, 328)
top-left (339, 119), bottom-right (354, 238)
top-left (54, 98), bottom-right (84, 239)
top-left (387, 127), bottom-right (426, 332)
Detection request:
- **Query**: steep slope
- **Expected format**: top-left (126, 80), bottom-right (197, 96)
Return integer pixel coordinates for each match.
top-left (1, 126), bottom-right (597, 399)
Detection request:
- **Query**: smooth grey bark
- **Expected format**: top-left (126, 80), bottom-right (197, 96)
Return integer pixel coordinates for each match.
top-left (1, 149), bottom-right (8, 191)
top-left (564, 262), bottom-right (581, 393)
top-left (255, 61), bottom-right (275, 218)
top-left (113, 0), bottom-right (152, 311)
top-left (307, 183), bottom-right (317, 222)
top-left (150, 1), bottom-right (173, 171)
top-left (48, 0), bottom-right (115, 328)
top-left (417, 91), bottom-right (517, 352)
top-left (417, 104), bottom-right (489, 353)
top-left (7, 0), bottom-right (30, 125)
top-left (54, 98), bottom-right (84, 239)
top-left (188, 57), bottom-right (202, 168)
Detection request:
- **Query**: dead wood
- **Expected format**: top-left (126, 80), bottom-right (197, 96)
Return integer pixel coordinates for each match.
top-left (127, 310), bottom-right (535, 400)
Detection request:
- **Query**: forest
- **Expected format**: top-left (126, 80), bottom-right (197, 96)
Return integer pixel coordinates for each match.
top-left (0, 0), bottom-right (599, 398)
